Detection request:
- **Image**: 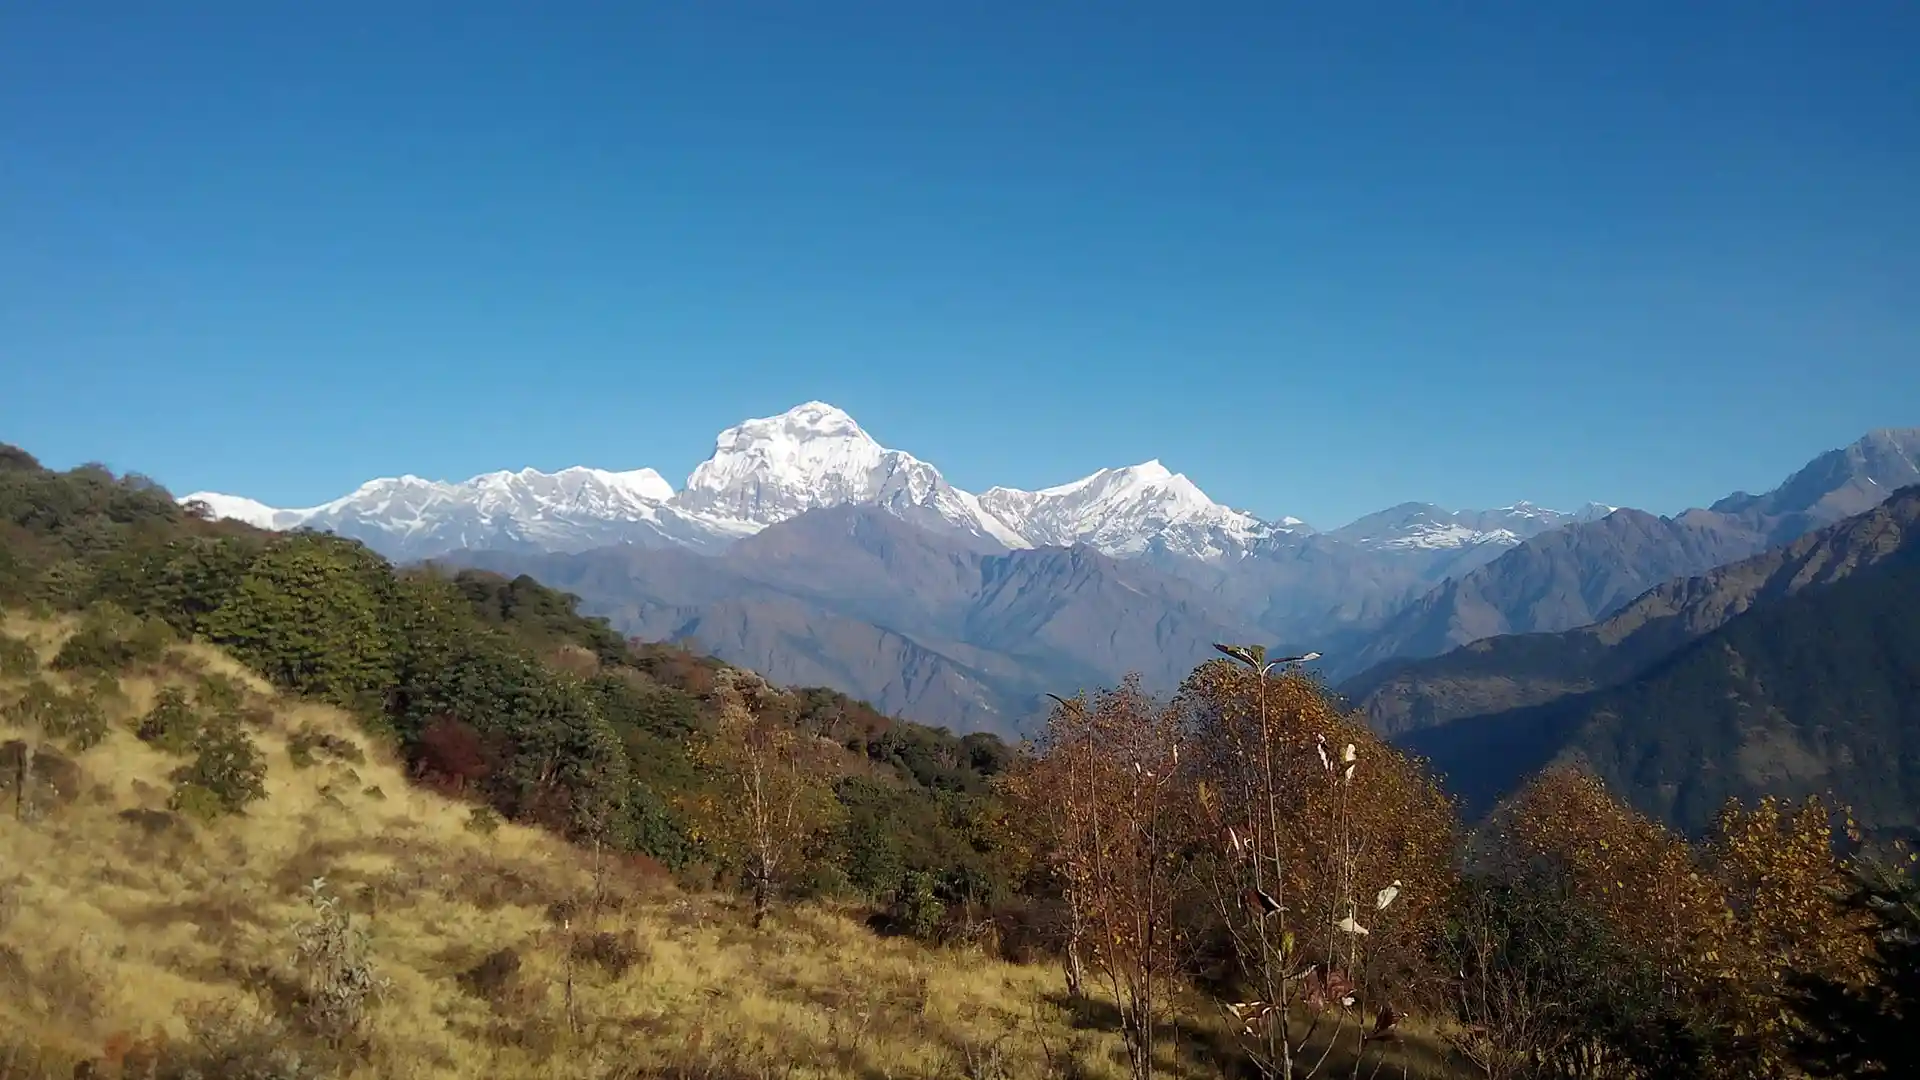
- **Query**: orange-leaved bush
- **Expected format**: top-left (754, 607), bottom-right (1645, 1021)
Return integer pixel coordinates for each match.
top-left (1496, 766), bottom-right (1878, 1078)
top-left (1177, 652), bottom-right (1457, 1077)
top-left (1003, 675), bottom-right (1189, 1080)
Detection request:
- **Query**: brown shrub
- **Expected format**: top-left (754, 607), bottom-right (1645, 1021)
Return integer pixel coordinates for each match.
top-left (570, 929), bottom-right (650, 980)
top-left (458, 947), bottom-right (522, 1002)
top-left (1, 740), bottom-right (84, 819)
top-left (410, 715), bottom-right (493, 796)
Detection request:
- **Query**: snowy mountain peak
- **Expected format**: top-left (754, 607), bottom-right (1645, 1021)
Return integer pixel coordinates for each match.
top-left (685, 403), bottom-right (883, 503)
top-left (1327, 501), bottom-right (1602, 552)
top-left (180, 492), bottom-right (294, 530)
top-left (1122, 459), bottom-right (1173, 483)
top-left (477, 465), bottom-right (676, 503)
top-left (178, 400), bottom-right (1593, 566)
top-left (982, 459), bottom-right (1283, 559)
top-left (701, 401), bottom-right (870, 457)
top-left (776, 400), bottom-right (866, 437)
top-left (678, 402), bottom-right (1025, 547)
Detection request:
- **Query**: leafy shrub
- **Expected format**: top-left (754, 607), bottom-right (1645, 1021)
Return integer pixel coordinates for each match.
top-left (287, 723), bottom-right (366, 769)
top-left (6, 679), bottom-right (108, 752)
top-left (168, 714), bottom-right (267, 818)
top-left (894, 870), bottom-right (947, 942)
top-left (168, 783), bottom-right (230, 824)
top-left (201, 536), bottom-right (398, 708)
top-left (457, 947), bottom-right (521, 1001)
top-left (118, 807), bottom-right (184, 836)
top-left (135, 998), bottom-right (330, 1080)
top-left (83, 672), bottom-right (127, 716)
top-left (411, 715), bottom-right (493, 795)
top-left (195, 672), bottom-right (248, 713)
top-left (1, 739), bottom-right (84, 819)
top-left (0, 631), bottom-right (38, 677)
top-left (292, 876), bottom-right (389, 1045)
top-left (135, 686), bottom-right (203, 754)
top-left (792, 861), bottom-right (855, 902)
top-left (1443, 870), bottom-right (1675, 1078)
top-left (624, 779), bottom-right (696, 870)
top-left (1789, 858), bottom-right (1920, 1077)
top-left (50, 603), bottom-right (172, 674)
top-left (466, 806), bottom-right (501, 837)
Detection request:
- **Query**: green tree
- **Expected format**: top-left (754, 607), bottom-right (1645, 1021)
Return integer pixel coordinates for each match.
top-left (169, 714), bottom-right (269, 818)
top-left (91, 536), bottom-right (259, 636)
top-left (202, 535), bottom-right (398, 709)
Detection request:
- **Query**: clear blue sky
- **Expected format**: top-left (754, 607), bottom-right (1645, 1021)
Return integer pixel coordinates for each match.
top-left (3, 2), bottom-right (1915, 528)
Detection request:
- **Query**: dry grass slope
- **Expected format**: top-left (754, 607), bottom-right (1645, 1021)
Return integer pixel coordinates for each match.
top-left (0, 614), bottom-right (1464, 1079)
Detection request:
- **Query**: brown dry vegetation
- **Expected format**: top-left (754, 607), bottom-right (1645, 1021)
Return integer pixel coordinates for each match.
top-left (0, 614), bottom-right (1471, 1080)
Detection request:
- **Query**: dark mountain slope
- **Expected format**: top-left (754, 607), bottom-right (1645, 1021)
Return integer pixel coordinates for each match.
top-left (1401, 503), bottom-right (1920, 838)
top-left (1350, 486), bottom-right (1920, 735)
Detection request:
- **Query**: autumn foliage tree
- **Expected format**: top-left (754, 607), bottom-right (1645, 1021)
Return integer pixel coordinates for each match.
top-left (1710, 795), bottom-right (1877, 1069)
top-left (1789, 856), bottom-right (1920, 1077)
top-left (998, 712), bottom-right (1096, 1000)
top-left (1493, 765), bottom-right (1877, 1077)
top-left (1179, 647), bottom-right (1456, 1079)
top-left (1005, 677), bottom-right (1190, 1079)
top-left (685, 668), bottom-right (842, 927)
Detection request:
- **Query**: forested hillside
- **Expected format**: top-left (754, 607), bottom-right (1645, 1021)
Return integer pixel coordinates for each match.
top-left (0, 446), bottom-right (1025, 920)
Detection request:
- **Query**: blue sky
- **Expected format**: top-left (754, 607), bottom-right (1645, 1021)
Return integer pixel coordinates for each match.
top-left (2, 2), bottom-right (1915, 528)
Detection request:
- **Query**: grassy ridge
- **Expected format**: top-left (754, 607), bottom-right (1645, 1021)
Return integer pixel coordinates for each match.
top-left (0, 615), bottom-right (1169, 1078)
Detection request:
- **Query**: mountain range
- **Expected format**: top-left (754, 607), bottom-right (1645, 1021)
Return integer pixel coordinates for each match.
top-left (187, 401), bottom-right (1585, 565)
top-left (184, 404), bottom-right (1920, 735)
top-left (1388, 484), bottom-right (1920, 839)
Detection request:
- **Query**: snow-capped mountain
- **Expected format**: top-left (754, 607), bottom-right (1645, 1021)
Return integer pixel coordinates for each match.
top-left (980, 461), bottom-right (1306, 560)
top-left (185, 466), bottom-right (739, 560)
top-left (1325, 500), bottom-right (1618, 552)
top-left (185, 492), bottom-right (301, 531)
top-left (181, 400), bottom-right (1593, 566)
top-left (674, 402), bottom-right (1026, 550)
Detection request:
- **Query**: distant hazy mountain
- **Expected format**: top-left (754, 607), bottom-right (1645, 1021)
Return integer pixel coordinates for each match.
top-left (1325, 501), bottom-right (1615, 552)
top-left (1334, 429), bottom-right (1920, 679)
top-left (1396, 485), bottom-right (1920, 838)
top-left (451, 504), bottom-right (1275, 735)
top-left (1709, 427), bottom-right (1920, 543)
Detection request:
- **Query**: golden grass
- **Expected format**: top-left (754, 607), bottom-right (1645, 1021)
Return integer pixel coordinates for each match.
top-left (0, 615), bottom-right (1466, 1079)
